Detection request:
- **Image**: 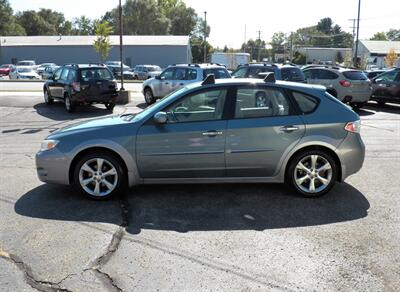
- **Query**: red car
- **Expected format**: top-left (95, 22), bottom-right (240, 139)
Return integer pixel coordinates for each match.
top-left (0, 64), bottom-right (14, 76)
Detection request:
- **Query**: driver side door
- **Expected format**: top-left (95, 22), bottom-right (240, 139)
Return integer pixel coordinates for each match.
top-left (155, 67), bottom-right (175, 97)
top-left (136, 87), bottom-right (230, 179)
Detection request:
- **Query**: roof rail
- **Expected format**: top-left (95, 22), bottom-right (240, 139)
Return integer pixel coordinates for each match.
top-left (62, 63), bottom-right (78, 67)
top-left (88, 63), bottom-right (106, 66)
top-left (202, 74), bottom-right (215, 85)
top-left (262, 72), bottom-right (276, 83)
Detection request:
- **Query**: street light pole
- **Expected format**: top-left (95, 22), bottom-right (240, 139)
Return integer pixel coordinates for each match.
top-left (203, 11), bottom-right (207, 63)
top-left (119, 0), bottom-right (124, 90)
top-left (354, 0), bottom-right (361, 68)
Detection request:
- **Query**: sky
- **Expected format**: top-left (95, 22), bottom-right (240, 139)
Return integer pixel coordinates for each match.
top-left (8, 0), bottom-right (400, 48)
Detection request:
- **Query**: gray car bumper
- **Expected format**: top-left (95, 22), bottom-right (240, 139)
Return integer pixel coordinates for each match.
top-left (36, 149), bottom-right (70, 185)
top-left (336, 132), bottom-right (365, 181)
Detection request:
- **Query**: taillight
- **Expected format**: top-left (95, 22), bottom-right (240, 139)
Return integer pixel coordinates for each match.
top-left (339, 80), bottom-right (351, 87)
top-left (345, 120), bottom-right (361, 133)
top-left (72, 82), bottom-right (80, 92)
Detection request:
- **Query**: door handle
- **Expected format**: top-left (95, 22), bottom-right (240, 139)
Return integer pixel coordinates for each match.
top-left (202, 130), bottom-right (223, 137)
top-left (279, 125), bottom-right (299, 132)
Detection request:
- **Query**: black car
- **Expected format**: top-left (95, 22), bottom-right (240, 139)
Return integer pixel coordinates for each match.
top-left (365, 70), bottom-right (386, 80)
top-left (232, 63), bottom-right (306, 83)
top-left (370, 68), bottom-right (400, 105)
top-left (43, 64), bottom-right (118, 112)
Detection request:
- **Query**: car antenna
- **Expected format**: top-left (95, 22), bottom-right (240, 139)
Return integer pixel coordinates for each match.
top-left (263, 72), bottom-right (276, 83)
top-left (202, 74), bottom-right (215, 85)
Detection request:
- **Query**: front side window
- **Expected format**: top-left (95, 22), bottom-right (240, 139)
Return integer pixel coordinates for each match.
top-left (376, 71), bottom-right (397, 82)
top-left (173, 68), bottom-right (188, 80)
top-left (165, 89), bottom-right (227, 123)
top-left (203, 68), bottom-right (231, 79)
top-left (67, 69), bottom-right (77, 82)
top-left (60, 68), bottom-right (69, 80)
top-left (235, 87), bottom-right (292, 119)
top-left (319, 70), bottom-right (339, 80)
top-left (160, 68), bottom-right (174, 80)
top-left (188, 68), bottom-right (198, 80)
top-left (248, 67), bottom-right (274, 78)
top-left (281, 67), bottom-right (306, 82)
top-left (53, 68), bottom-right (62, 80)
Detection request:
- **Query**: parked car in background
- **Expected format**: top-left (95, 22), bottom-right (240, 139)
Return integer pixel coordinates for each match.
top-left (302, 66), bottom-right (371, 109)
top-left (41, 65), bottom-right (60, 80)
top-left (37, 63), bottom-right (57, 75)
top-left (142, 63), bottom-right (231, 104)
top-left (43, 64), bottom-right (118, 112)
top-left (370, 68), bottom-right (400, 105)
top-left (364, 70), bottom-right (386, 81)
top-left (9, 66), bottom-right (40, 80)
top-left (105, 61), bottom-right (134, 80)
top-left (36, 74), bottom-right (365, 200)
top-left (232, 63), bottom-right (306, 83)
top-left (16, 60), bottom-right (37, 70)
top-left (133, 65), bottom-right (162, 80)
top-left (0, 64), bottom-right (14, 76)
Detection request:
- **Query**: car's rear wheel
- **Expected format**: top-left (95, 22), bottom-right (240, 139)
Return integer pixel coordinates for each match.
top-left (287, 150), bottom-right (337, 197)
top-left (105, 102), bottom-right (115, 111)
top-left (43, 88), bottom-right (54, 105)
top-left (73, 152), bottom-right (125, 200)
top-left (351, 102), bottom-right (366, 110)
top-left (64, 94), bottom-right (76, 113)
top-left (144, 88), bottom-right (156, 105)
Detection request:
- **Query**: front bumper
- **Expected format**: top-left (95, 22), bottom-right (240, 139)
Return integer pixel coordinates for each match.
top-left (336, 132), bottom-right (365, 181)
top-left (36, 148), bottom-right (70, 185)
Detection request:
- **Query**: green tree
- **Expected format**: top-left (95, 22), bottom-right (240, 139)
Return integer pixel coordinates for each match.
top-left (0, 0), bottom-right (26, 35)
top-left (385, 48), bottom-right (398, 68)
top-left (316, 17), bottom-right (333, 34)
top-left (270, 32), bottom-right (287, 54)
top-left (335, 51), bottom-right (344, 64)
top-left (93, 21), bottom-right (113, 62)
top-left (72, 16), bottom-right (95, 35)
top-left (386, 29), bottom-right (400, 41)
top-left (16, 10), bottom-right (57, 35)
top-left (370, 32), bottom-right (388, 40)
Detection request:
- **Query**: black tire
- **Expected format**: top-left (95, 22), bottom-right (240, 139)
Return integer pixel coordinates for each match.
top-left (144, 87), bottom-right (156, 105)
top-left (105, 102), bottom-right (115, 111)
top-left (64, 94), bottom-right (76, 113)
top-left (377, 100), bottom-right (386, 106)
top-left (351, 102), bottom-right (366, 110)
top-left (43, 88), bottom-right (54, 105)
top-left (72, 151), bottom-right (126, 200)
top-left (286, 149), bottom-right (338, 198)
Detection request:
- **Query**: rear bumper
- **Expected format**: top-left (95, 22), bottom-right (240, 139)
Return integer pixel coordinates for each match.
top-left (336, 132), bottom-right (365, 181)
top-left (71, 92), bottom-right (118, 103)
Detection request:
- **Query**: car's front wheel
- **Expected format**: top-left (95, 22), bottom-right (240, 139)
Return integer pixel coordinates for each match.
top-left (144, 87), bottom-right (156, 105)
top-left (105, 102), bottom-right (115, 111)
top-left (73, 152), bottom-right (126, 200)
top-left (287, 150), bottom-right (337, 197)
top-left (64, 94), bottom-right (76, 113)
top-left (43, 88), bottom-right (54, 105)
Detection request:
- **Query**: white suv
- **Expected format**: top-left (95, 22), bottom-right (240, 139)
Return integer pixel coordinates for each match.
top-left (142, 63), bottom-right (231, 104)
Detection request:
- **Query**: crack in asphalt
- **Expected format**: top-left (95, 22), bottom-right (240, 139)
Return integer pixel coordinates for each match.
top-left (0, 250), bottom-right (73, 292)
top-left (84, 195), bottom-right (130, 292)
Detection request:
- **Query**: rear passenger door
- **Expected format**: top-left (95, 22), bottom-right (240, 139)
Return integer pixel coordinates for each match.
top-left (170, 67), bottom-right (191, 92)
top-left (225, 85), bottom-right (305, 177)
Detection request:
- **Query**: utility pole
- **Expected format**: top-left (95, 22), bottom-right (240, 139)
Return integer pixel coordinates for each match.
top-left (256, 30), bottom-right (262, 62)
top-left (349, 18), bottom-right (357, 65)
top-left (203, 11), bottom-right (207, 63)
top-left (119, 0), bottom-right (124, 90)
top-left (354, 0), bottom-right (361, 68)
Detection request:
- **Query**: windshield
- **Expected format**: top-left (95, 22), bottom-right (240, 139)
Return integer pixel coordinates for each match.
top-left (131, 87), bottom-right (188, 122)
top-left (17, 68), bottom-right (33, 73)
top-left (80, 68), bottom-right (114, 80)
top-left (17, 61), bottom-right (34, 66)
top-left (342, 71), bottom-right (368, 80)
top-left (148, 66), bottom-right (161, 72)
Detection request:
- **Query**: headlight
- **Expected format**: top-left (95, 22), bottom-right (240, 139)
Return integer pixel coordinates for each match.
top-left (40, 140), bottom-right (59, 151)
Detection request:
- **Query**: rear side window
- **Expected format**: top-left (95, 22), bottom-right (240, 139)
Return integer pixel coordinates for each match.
top-left (248, 67), bottom-right (275, 78)
top-left (281, 67), bottom-right (305, 82)
top-left (232, 67), bottom-right (248, 78)
top-left (319, 69), bottom-right (338, 80)
top-left (203, 68), bottom-right (230, 79)
top-left (292, 92), bottom-right (319, 114)
top-left (187, 68), bottom-right (197, 80)
top-left (60, 68), bottom-right (69, 80)
top-left (67, 69), bottom-right (76, 81)
top-left (342, 71), bottom-right (368, 80)
top-left (235, 87), bottom-right (293, 118)
top-left (80, 68), bottom-right (113, 81)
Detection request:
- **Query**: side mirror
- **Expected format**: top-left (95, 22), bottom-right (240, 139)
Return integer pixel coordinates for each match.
top-left (153, 111), bottom-right (167, 124)
top-left (155, 75), bottom-right (161, 80)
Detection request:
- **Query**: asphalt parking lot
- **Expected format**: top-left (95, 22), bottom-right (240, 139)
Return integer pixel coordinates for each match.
top-left (0, 92), bottom-right (399, 291)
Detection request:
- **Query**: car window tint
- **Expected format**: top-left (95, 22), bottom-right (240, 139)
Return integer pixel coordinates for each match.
top-left (232, 67), bottom-right (248, 78)
top-left (160, 68), bottom-right (174, 80)
top-left (173, 68), bottom-right (188, 80)
top-left (165, 89), bottom-right (227, 123)
top-left (187, 68), bottom-right (197, 80)
top-left (80, 68), bottom-right (113, 81)
top-left (342, 71), bottom-right (368, 80)
top-left (235, 87), bottom-right (292, 118)
top-left (292, 92), bottom-right (319, 114)
top-left (60, 68), bottom-right (69, 80)
top-left (67, 69), bottom-right (76, 81)
top-left (377, 71), bottom-right (397, 82)
top-left (281, 67), bottom-right (306, 82)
